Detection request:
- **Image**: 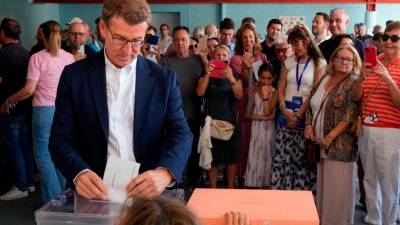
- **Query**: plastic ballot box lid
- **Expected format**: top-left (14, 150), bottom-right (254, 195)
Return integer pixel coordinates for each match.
top-left (187, 188), bottom-right (319, 225)
top-left (35, 188), bottom-right (184, 225)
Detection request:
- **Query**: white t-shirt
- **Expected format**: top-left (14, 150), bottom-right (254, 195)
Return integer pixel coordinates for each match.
top-left (284, 55), bottom-right (326, 103)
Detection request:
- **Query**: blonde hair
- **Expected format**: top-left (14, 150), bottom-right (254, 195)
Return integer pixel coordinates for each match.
top-left (118, 197), bottom-right (201, 225)
top-left (327, 44), bottom-right (362, 75)
top-left (214, 44), bottom-right (231, 58)
top-left (43, 20), bottom-right (62, 57)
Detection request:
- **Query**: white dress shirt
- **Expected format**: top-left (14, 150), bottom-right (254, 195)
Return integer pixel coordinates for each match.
top-left (105, 51), bottom-right (137, 162)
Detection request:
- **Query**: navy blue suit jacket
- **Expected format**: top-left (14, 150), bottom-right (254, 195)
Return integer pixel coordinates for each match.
top-left (49, 52), bottom-right (193, 185)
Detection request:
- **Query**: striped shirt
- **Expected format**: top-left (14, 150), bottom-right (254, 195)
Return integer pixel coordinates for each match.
top-left (361, 58), bottom-right (400, 128)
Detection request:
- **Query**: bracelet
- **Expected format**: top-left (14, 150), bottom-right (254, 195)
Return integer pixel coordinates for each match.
top-left (279, 101), bottom-right (286, 110)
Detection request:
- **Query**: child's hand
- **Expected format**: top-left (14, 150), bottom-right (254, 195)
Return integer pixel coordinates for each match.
top-left (261, 85), bottom-right (271, 99)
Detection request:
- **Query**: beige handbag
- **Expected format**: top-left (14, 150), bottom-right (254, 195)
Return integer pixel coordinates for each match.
top-left (210, 119), bottom-right (234, 141)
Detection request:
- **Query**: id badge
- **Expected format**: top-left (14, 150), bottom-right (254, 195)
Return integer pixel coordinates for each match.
top-left (292, 96), bottom-right (303, 112)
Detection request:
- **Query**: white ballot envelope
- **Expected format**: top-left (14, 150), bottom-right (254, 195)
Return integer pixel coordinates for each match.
top-left (103, 155), bottom-right (140, 203)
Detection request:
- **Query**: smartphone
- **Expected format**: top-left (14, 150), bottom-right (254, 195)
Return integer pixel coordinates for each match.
top-left (365, 46), bottom-right (378, 67)
top-left (145, 35), bottom-right (159, 45)
top-left (211, 59), bottom-right (229, 70)
top-left (77, 44), bottom-right (85, 54)
top-left (209, 60), bottom-right (229, 79)
top-left (244, 47), bottom-right (253, 58)
top-left (198, 36), bottom-right (208, 52)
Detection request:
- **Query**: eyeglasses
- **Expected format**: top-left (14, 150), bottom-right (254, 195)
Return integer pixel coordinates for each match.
top-left (382, 34), bottom-right (400, 43)
top-left (106, 23), bottom-right (144, 48)
top-left (335, 55), bottom-right (354, 64)
top-left (189, 44), bottom-right (198, 50)
top-left (69, 32), bottom-right (86, 37)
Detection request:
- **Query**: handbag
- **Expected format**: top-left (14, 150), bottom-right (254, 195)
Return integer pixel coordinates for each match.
top-left (350, 77), bottom-right (383, 136)
top-left (305, 139), bottom-right (320, 168)
top-left (210, 119), bottom-right (234, 141)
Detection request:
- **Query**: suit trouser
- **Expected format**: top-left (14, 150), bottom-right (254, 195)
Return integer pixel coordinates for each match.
top-left (359, 126), bottom-right (400, 225)
top-left (186, 119), bottom-right (201, 188)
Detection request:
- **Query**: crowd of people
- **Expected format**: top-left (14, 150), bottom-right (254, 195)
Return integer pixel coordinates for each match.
top-left (0, 0), bottom-right (399, 224)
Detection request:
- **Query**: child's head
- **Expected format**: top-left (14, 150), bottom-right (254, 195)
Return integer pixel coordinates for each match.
top-left (258, 63), bottom-right (275, 86)
top-left (213, 44), bottom-right (231, 61)
top-left (117, 197), bottom-right (201, 225)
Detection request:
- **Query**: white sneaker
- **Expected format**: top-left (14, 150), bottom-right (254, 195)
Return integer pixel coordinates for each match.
top-left (27, 186), bottom-right (35, 192)
top-left (362, 216), bottom-right (377, 225)
top-left (0, 186), bottom-right (28, 201)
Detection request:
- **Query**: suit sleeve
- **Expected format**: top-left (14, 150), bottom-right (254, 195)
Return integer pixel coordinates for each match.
top-left (157, 70), bottom-right (193, 182)
top-left (49, 67), bottom-right (90, 183)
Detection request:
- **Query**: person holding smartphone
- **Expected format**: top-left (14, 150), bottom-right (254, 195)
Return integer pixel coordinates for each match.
top-left (305, 45), bottom-right (361, 225)
top-left (352, 21), bottom-right (400, 225)
top-left (229, 24), bottom-right (268, 186)
top-left (197, 44), bottom-right (243, 188)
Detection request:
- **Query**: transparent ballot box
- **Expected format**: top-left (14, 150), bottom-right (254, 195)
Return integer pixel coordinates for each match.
top-left (35, 188), bottom-right (184, 225)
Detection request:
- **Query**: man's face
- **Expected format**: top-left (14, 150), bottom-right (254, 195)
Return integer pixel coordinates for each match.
top-left (267, 23), bottom-right (282, 41)
top-left (100, 16), bottom-right (147, 68)
top-left (68, 22), bottom-right (87, 47)
top-left (172, 29), bottom-right (190, 56)
top-left (220, 28), bottom-right (234, 45)
top-left (329, 11), bottom-right (349, 36)
top-left (358, 25), bottom-right (366, 36)
top-left (160, 25), bottom-right (169, 37)
top-left (275, 46), bottom-right (292, 62)
top-left (35, 27), bottom-right (46, 45)
top-left (312, 15), bottom-right (327, 34)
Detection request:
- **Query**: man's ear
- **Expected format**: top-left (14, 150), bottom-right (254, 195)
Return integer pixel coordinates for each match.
top-left (99, 19), bottom-right (107, 37)
top-left (345, 17), bottom-right (350, 26)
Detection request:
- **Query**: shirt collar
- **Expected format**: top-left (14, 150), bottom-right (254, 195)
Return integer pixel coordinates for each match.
top-left (104, 48), bottom-right (137, 73)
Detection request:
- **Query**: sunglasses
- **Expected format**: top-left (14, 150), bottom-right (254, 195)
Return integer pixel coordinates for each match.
top-left (189, 44), bottom-right (198, 50)
top-left (382, 34), bottom-right (400, 43)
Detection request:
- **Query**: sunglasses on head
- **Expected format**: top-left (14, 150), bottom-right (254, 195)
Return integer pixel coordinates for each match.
top-left (382, 34), bottom-right (400, 43)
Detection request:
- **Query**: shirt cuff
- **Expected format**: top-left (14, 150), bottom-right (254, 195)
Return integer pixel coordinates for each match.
top-left (73, 169), bottom-right (92, 185)
top-left (156, 167), bottom-right (176, 188)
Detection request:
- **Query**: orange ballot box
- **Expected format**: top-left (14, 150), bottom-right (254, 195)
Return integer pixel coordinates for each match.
top-left (187, 188), bottom-right (319, 225)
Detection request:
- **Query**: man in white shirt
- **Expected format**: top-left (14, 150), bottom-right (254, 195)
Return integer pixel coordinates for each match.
top-left (49, 0), bottom-right (192, 200)
top-left (159, 23), bottom-right (172, 55)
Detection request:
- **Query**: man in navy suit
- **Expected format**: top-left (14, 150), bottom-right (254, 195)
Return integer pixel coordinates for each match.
top-left (49, 0), bottom-right (192, 200)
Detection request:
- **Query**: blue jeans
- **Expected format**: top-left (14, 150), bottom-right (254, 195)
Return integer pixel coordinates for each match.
top-left (32, 106), bottom-right (65, 203)
top-left (0, 115), bottom-right (35, 191)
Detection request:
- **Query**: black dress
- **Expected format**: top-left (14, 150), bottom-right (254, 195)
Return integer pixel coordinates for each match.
top-left (205, 77), bottom-right (240, 165)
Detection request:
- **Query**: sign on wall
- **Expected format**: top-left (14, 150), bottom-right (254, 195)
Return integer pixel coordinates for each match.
top-left (278, 15), bottom-right (305, 34)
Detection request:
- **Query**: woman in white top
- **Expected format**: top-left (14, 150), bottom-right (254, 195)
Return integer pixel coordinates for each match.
top-left (271, 24), bottom-right (326, 190)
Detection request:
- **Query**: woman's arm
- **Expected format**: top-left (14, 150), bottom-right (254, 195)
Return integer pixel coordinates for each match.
top-left (8, 79), bottom-right (37, 104)
top-left (320, 121), bottom-right (350, 149)
top-left (223, 67), bottom-right (243, 100)
top-left (1, 79), bottom-right (37, 114)
top-left (196, 63), bottom-right (213, 97)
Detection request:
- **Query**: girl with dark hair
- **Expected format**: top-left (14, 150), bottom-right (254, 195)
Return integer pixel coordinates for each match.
top-left (271, 24), bottom-right (326, 190)
top-left (244, 63), bottom-right (277, 187)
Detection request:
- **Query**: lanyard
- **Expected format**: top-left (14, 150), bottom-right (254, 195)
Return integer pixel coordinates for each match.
top-left (296, 56), bottom-right (312, 92)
